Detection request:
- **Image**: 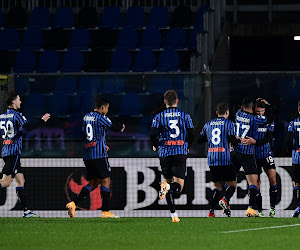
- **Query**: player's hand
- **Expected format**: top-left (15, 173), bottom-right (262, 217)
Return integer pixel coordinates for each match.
top-left (258, 98), bottom-right (270, 105)
top-left (153, 146), bottom-right (157, 152)
top-left (105, 145), bottom-right (110, 152)
top-left (120, 124), bottom-right (125, 132)
top-left (241, 136), bottom-right (256, 145)
top-left (42, 113), bottom-right (51, 122)
top-left (187, 149), bottom-right (190, 154)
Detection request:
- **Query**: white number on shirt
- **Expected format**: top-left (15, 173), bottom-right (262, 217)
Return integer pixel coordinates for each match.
top-left (211, 128), bottom-right (221, 145)
top-left (169, 120), bottom-right (180, 138)
top-left (86, 124), bottom-right (93, 141)
top-left (0, 120), bottom-right (15, 139)
top-left (236, 123), bottom-right (250, 138)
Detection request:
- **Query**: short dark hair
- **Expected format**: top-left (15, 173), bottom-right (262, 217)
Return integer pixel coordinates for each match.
top-left (94, 96), bottom-right (109, 109)
top-left (164, 90), bottom-right (178, 106)
top-left (255, 99), bottom-right (266, 109)
top-left (5, 91), bottom-right (18, 106)
top-left (216, 102), bottom-right (229, 115)
top-left (241, 97), bottom-right (254, 109)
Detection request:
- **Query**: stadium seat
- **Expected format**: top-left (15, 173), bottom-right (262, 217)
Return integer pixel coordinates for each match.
top-left (119, 93), bottom-right (142, 116)
top-left (132, 49), bottom-right (155, 72)
top-left (140, 27), bottom-right (162, 49)
top-left (68, 28), bottom-right (91, 50)
top-left (78, 7), bottom-right (98, 28)
top-left (14, 50), bottom-right (36, 73)
top-left (116, 27), bottom-right (138, 50)
top-left (123, 6), bottom-right (145, 28)
top-left (163, 27), bottom-right (186, 49)
top-left (52, 7), bottom-right (74, 29)
top-left (15, 77), bottom-right (29, 95)
top-left (55, 76), bottom-right (77, 95)
top-left (171, 5), bottom-right (193, 27)
top-left (6, 7), bottom-right (28, 28)
top-left (0, 28), bottom-right (20, 50)
top-left (23, 93), bottom-right (46, 116)
top-left (37, 50), bottom-right (59, 73)
top-left (48, 93), bottom-right (70, 116)
top-left (78, 76), bottom-right (101, 95)
top-left (102, 76), bottom-right (125, 95)
top-left (29, 77), bottom-right (56, 94)
top-left (70, 94), bottom-right (93, 115)
top-left (28, 7), bottom-right (50, 29)
top-left (99, 6), bottom-right (121, 28)
top-left (156, 50), bottom-right (179, 71)
top-left (21, 28), bottom-right (43, 50)
top-left (186, 28), bottom-right (201, 50)
top-left (195, 6), bottom-right (211, 31)
top-left (148, 76), bottom-right (173, 94)
top-left (90, 29), bottom-right (118, 50)
top-left (109, 49), bottom-right (132, 72)
top-left (147, 6), bottom-right (169, 28)
top-left (60, 49), bottom-right (83, 72)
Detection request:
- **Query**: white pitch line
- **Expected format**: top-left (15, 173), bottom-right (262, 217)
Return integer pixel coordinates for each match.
top-left (221, 224), bottom-right (300, 234)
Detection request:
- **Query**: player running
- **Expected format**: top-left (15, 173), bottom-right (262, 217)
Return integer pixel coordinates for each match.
top-left (232, 97), bottom-right (274, 217)
top-left (66, 97), bottom-right (125, 218)
top-left (149, 90), bottom-right (194, 222)
top-left (286, 100), bottom-right (300, 217)
top-left (0, 92), bottom-right (50, 217)
top-left (199, 103), bottom-right (240, 217)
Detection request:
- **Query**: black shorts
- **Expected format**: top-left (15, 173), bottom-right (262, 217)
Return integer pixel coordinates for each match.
top-left (292, 164), bottom-right (300, 183)
top-left (2, 155), bottom-right (23, 178)
top-left (84, 158), bottom-right (111, 181)
top-left (230, 151), bottom-right (258, 175)
top-left (256, 156), bottom-right (276, 175)
top-left (160, 154), bottom-right (187, 179)
top-left (209, 165), bottom-right (236, 182)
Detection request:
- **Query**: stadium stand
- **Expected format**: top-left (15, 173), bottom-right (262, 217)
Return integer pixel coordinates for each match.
top-left (14, 49), bottom-right (36, 73)
top-left (52, 7), bottom-right (74, 29)
top-left (140, 27), bottom-right (162, 50)
top-left (123, 6), bottom-right (145, 28)
top-left (21, 28), bottom-right (43, 50)
top-left (60, 49), bottom-right (84, 72)
top-left (99, 6), bottom-right (121, 28)
top-left (147, 6), bottom-right (169, 28)
top-left (36, 50), bottom-right (59, 73)
top-left (0, 28), bottom-right (20, 50)
top-left (28, 7), bottom-right (50, 29)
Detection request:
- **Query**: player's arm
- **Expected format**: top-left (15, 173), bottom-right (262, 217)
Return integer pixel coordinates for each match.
top-left (149, 127), bottom-right (159, 149)
top-left (285, 131), bottom-right (294, 153)
top-left (186, 128), bottom-right (195, 149)
top-left (22, 113), bottom-right (50, 132)
top-left (110, 122), bottom-right (125, 132)
top-left (228, 135), bottom-right (240, 146)
top-left (198, 126), bottom-right (208, 143)
top-left (241, 130), bottom-right (273, 146)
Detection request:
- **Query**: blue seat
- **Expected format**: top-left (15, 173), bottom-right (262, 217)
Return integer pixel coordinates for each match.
top-left (21, 28), bottom-right (43, 50)
top-left (71, 94), bottom-right (93, 115)
top-left (60, 49), bottom-right (83, 72)
top-left (156, 50), bottom-right (179, 72)
top-left (119, 93), bottom-right (142, 116)
top-left (195, 6), bottom-right (210, 31)
top-left (15, 77), bottom-right (29, 95)
top-left (147, 6), bottom-right (168, 28)
top-left (48, 93), bottom-right (70, 116)
top-left (186, 28), bottom-right (200, 50)
top-left (149, 76), bottom-right (173, 94)
top-left (68, 28), bottom-right (91, 50)
top-left (78, 76), bottom-right (101, 95)
top-left (99, 6), bottom-right (121, 28)
top-left (163, 27), bottom-right (186, 49)
top-left (55, 76), bottom-right (77, 95)
top-left (109, 49), bottom-right (132, 72)
top-left (123, 6), bottom-right (145, 28)
top-left (53, 7), bottom-right (74, 28)
top-left (0, 29), bottom-right (20, 50)
top-left (28, 7), bottom-right (50, 28)
top-left (102, 76), bottom-right (125, 94)
top-left (14, 50), bottom-right (36, 73)
top-left (37, 50), bottom-right (59, 73)
top-left (140, 27), bottom-right (161, 49)
top-left (116, 27), bottom-right (138, 50)
top-left (23, 93), bottom-right (46, 116)
top-left (132, 49), bottom-right (155, 72)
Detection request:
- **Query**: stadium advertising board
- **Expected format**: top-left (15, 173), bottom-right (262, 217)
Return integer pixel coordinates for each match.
top-left (0, 158), bottom-right (296, 217)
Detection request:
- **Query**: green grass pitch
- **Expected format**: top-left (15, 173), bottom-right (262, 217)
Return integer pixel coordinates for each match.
top-left (1, 217), bottom-right (299, 250)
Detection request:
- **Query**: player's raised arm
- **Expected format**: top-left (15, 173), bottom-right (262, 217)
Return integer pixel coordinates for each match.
top-left (22, 113), bottom-right (51, 132)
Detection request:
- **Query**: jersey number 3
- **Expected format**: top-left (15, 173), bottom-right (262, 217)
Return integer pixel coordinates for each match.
top-left (169, 120), bottom-right (180, 138)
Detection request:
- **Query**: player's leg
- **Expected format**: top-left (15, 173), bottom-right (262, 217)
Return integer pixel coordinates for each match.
top-left (209, 181), bottom-right (222, 217)
top-left (1, 156), bottom-right (17, 188)
top-left (266, 167), bottom-right (277, 217)
top-left (245, 174), bottom-right (260, 217)
top-left (256, 175), bottom-right (263, 216)
top-left (169, 176), bottom-right (184, 222)
top-left (100, 177), bottom-right (119, 218)
top-left (292, 164), bottom-right (300, 217)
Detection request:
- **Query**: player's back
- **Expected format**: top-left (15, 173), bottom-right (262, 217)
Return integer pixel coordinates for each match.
top-left (82, 111), bottom-right (112, 160)
top-left (0, 108), bottom-right (27, 157)
top-left (288, 117), bottom-right (300, 164)
top-left (234, 109), bottom-right (267, 155)
top-left (201, 117), bottom-right (234, 166)
top-left (152, 107), bottom-right (193, 157)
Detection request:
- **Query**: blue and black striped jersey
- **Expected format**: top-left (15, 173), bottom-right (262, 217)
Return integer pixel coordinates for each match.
top-left (83, 111), bottom-right (112, 161)
top-left (255, 122), bottom-right (274, 160)
top-left (234, 109), bottom-right (268, 155)
top-left (288, 117), bottom-right (300, 164)
top-left (0, 108), bottom-right (27, 157)
top-left (151, 107), bottom-right (194, 157)
top-left (200, 117), bottom-right (235, 166)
